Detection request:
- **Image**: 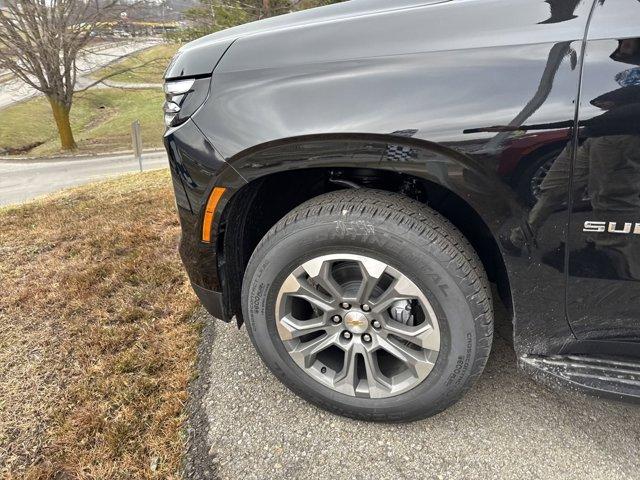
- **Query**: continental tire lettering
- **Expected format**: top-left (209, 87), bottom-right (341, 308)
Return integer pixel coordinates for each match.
top-left (335, 220), bottom-right (375, 236)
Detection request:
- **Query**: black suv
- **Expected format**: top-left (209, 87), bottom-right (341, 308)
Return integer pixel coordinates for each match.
top-left (163, 0), bottom-right (640, 421)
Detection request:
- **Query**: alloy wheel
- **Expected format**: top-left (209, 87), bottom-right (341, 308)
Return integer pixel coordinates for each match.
top-left (275, 254), bottom-right (441, 399)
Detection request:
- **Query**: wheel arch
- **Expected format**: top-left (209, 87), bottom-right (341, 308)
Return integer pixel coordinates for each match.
top-left (214, 134), bottom-right (519, 324)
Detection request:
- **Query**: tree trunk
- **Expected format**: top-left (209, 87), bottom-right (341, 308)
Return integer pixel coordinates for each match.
top-left (47, 96), bottom-right (77, 151)
top-left (262, 0), bottom-right (271, 17)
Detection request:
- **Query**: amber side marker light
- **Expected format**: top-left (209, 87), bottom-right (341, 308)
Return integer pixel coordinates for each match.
top-left (202, 187), bottom-right (226, 243)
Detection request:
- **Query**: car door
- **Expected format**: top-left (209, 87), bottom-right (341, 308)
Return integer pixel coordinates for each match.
top-left (567, 0), bottom-right (640, 347)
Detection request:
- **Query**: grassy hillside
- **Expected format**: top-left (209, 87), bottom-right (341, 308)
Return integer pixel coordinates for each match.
top-left (0, 89), bottom-right (165, 157)
top-left (92, 43), bottom-right (180, 84)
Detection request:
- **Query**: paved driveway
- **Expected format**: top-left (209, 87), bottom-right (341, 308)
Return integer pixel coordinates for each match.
top-left (185, 305), bottom-right (640, 480)
top-left (0, 151), bottom-right (168, 207)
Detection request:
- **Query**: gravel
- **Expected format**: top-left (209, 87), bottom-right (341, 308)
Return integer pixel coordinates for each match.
top-left (185, 305), bottom-right (640, 480)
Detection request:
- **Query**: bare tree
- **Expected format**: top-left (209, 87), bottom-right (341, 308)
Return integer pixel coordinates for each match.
top-left (0, 0), bottom-right (118, 150)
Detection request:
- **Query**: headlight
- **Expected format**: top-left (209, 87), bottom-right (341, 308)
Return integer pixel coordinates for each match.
top-left (163, 77), bottom-right (210, 128)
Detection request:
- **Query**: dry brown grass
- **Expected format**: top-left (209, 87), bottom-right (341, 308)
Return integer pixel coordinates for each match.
top-left (0, 170), bottom-right (199, 478)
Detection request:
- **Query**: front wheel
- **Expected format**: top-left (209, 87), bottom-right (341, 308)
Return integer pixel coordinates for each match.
top-left (242, 190), bottom-right (493, 422)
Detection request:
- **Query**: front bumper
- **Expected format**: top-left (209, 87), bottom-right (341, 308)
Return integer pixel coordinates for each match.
top-left (164, 119), bottom-right (245, 322)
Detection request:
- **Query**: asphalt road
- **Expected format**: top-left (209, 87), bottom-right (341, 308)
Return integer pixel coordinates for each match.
top-left (185, 305), bottom-right (640, 480)
top-left (0, 39), bottom-right (160, 109)
top-left (0, 151), bottom-right (168, 206)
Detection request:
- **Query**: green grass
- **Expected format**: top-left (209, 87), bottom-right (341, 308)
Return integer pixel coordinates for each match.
top-left (92, 43), bottom-right (180, 85)
top-left (0, 88), bottom-right (165, 157)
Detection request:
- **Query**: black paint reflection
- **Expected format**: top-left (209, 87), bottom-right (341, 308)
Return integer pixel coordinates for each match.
top-left (539, 0), bottom-right (584, 25)
top-left (567, 35), bottom-right (640, 341)
top-left (465, 39), bottom-right (640, 282)
top-left (570, 38), bottom-right (640, 282)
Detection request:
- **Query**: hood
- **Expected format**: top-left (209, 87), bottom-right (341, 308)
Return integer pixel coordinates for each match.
top-left (164, 0), bottom-right (450, 79)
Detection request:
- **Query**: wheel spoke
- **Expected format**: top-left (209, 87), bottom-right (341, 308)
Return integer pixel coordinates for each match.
top-left (382, 317), bottom-right (440, 351)
top-left (376, 336), bottom-right (435, 378)
top-left (361, 348), bottom-right (392, 398)
top-left (278, 314), bottom-right (329, 341)
top-left (296, 281), bottom-right (335, 312)
top-left (279, 274), bottom-right (334, 312)
top-left (369, 273), bottom-right (421, 314)
top-left (301, 258), bottom-right (343, 303)
top-left (333, 345), bottom-right (359, 394)
top-left (290, 331), bottom-right (341, 369)
top-left (352, 257), bottom-right (387, 304)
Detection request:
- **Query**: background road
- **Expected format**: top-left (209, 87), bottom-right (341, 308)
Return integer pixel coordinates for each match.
top-left (0, 39), bottom-right (159, 110)
top-left (0, 151), bottom-right (168, 206)
top-left (186, 303), bottom-right (640, 480)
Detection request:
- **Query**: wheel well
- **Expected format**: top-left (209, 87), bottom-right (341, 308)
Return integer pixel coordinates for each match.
top-left (218, 167), bottom-right (512, 324)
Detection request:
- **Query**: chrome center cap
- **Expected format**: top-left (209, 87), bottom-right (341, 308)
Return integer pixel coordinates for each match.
top-left (344, 311), bottom-right (369, 334)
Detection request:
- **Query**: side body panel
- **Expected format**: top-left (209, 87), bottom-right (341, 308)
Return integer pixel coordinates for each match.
top-left (180, 0), bottom-right (597, 355)
top-left (566, 0), bottom-right (640, 351)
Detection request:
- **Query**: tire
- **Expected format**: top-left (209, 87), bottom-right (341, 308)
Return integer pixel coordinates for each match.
top-left (241, 189), bottom-right (493, 422)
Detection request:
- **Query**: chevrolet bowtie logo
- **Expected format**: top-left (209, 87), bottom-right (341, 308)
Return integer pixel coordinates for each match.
top-left (346, 317), bottom-right (367, 327)
top-left (344, 311), bottom-right (369, 334)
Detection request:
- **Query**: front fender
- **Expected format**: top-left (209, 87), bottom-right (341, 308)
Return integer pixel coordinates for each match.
top-left (224, 133), bottom-right (526, 238)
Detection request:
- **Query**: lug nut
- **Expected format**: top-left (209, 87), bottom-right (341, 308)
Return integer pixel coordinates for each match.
top-left (341, 302), bottom-right (351, 309)
top-left (332, 315), bottom-right (342, 324)
top-left (343, 331), bottom-right (352, 340)
top-left (362, 333), bottom-right (372, 343)
top-left (372, 320), bottom-right (381, 329)
top-left (361, 304), bottom-right (371, 312)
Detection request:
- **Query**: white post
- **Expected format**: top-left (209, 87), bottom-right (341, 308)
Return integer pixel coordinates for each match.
top-left (131, 120), bottom-right (143, 172)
